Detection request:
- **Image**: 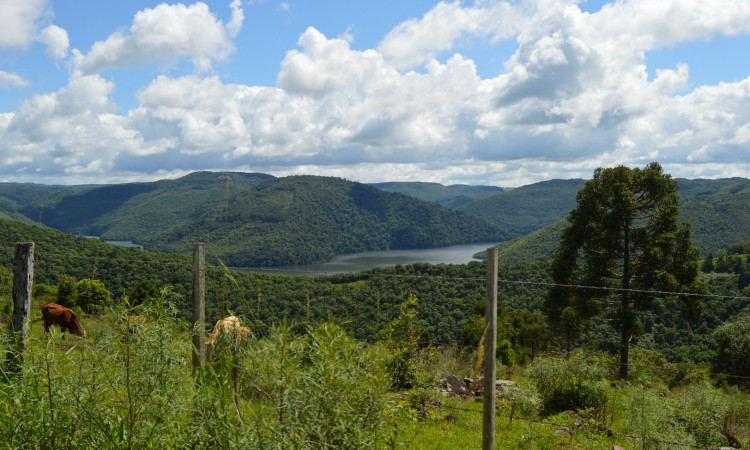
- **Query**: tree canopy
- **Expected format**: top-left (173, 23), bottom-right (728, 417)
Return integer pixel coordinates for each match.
top-left (546, 162), bottom-right (703, 380)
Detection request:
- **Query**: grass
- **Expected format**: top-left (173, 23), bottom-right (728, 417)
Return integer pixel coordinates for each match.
top-left (1, 293), bottom-right (749, 449)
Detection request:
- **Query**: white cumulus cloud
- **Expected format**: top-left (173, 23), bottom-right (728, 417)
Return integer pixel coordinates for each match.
top-left (78, 2), bottom-right (236, 74)
top-left (2, 0), bottom-right (750, 186)
top-left (0, 71), bottom-right (31, 88)
top-left (0, 0), bottom-right (47, 49)
top-left (37, 24), bottom-right (69, 59)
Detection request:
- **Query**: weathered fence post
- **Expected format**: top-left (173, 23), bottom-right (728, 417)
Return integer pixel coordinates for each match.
top-left (192, 243), bottom-right (206, 370)
top-left (483, 247), bottom-right (498, 450)
top-left (9, 243), bottom-right (34, 373)
top-left (306, 290), bottom-right (311, 321)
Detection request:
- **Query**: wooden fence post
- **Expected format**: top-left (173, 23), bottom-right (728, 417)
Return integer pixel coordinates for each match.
top-left (306, 290), bottom-right (311, 321)
top-left (483, 247), bottom-right (498, 450)
top-left (192, 243), bottom-right (206, 370)
top-left (9, 243), bottom-right (34, 372)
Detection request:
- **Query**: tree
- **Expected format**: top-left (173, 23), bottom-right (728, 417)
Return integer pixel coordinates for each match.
top-left (701, 253), bottom-right (714, 273)
top-left (74, 278), bottom-right (112, 314)
top-left (713, 317), bottom-right (750, 382)
top-left (508, 309), bottom-right (548, 362)
top-left (546, 162), bottom-right (703, 380)
top-left (128, 280), bottom-right (160, 307)
top-left (56, 274), bottom-right (77, 307)
top-left (384, 294), bottom-right (428, 390)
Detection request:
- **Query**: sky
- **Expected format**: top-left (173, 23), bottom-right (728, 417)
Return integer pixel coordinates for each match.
top-left (1, 0), bottom-right (750, 187)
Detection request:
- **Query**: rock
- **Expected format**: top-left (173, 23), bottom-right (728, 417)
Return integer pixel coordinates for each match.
top-left (444, 413), bottom-right (457, 423)
top-left (441, 374), bottom-right (471, 399)
top-left (610, 446), bottom-right (625, 450)
top-left (553, 426), bottom-right (573, 437)
top-left (470, 377), bottom-right (517, 396)
top-left (565, 410), bottom-right (585, 427)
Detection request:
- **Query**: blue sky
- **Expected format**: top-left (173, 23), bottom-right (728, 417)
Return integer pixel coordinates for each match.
top-left (1, 0), bottom-right (750, 187)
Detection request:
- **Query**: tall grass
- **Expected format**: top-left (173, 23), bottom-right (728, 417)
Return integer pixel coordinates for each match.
top-left (1, 288), bottom-right (748, 449)
top-left (0, 298), bottom-right (396, 449)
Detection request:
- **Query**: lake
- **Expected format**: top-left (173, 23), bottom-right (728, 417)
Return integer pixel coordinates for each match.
top-left (244, 242), bottom-right (497, 276)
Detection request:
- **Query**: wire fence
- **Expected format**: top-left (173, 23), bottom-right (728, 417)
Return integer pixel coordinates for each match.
top-left (2, 243), bottom-right (749, 449)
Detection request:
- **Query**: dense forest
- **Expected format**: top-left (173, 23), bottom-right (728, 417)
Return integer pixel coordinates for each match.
top-left (457, 179), bottom-right (585, 237)
top-left (370, 181), bottom-right (504, 208)
top-left (3, 173), bottom-right (507, 267)
top-left (481, 179), bottom-right (750, 263)
top-left (2, 187), bottom-right (750, 447)
top-left (2, 215), bottom-right (748, 367)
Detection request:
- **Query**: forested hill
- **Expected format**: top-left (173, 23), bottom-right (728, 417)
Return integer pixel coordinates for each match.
top-left (5, 173), bottom-right (508, 267)
top-left (369, 181), bottom-right (504, 208)
top-left (492, 177), bottom-right (750, 265)
top-left (0, 182), bottom-right (92, 225)
top-left (457, 179), bottom-right (585, 237)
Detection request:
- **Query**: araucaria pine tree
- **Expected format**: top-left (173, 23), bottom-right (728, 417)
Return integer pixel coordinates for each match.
top-left (546, 162), bottom-right (703, 380)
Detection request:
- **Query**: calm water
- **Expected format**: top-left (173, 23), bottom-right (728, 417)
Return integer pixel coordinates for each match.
top-left (245, 242), bottom-right (497, 276)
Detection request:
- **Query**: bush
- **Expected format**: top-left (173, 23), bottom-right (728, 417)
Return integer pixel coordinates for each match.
top-left (74, 278), bottom-right (111, 314)
top-left (526, 352), bottom-right (608, 415)
top-left (384, 295), bottom-right (431, 390)
top-left (231, 322), bottom-right (396, 448)
top-left (713, 317), bottom-right (750, 383)
top-left (56, 274), bottom-right (77, 307)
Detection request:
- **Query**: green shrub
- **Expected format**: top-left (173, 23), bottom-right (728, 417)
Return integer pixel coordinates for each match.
top-left (713, 317), bottom-right (750, 383)
top-left (526, 352), bottom-right (608, 415)
top-left (229, 322), bottom-right (395, 448)
top-left (384, 295), bottom-right (430, 390)
top-left (56, 274), bottom-right (77, 307)
top-left (74, 278), bottom-right (112, 314)
top-left (673, 382), bottom-right (730, 447)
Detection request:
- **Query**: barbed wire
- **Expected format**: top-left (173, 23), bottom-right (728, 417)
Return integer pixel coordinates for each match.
top-left (2, 249), bottom-right (749, 304)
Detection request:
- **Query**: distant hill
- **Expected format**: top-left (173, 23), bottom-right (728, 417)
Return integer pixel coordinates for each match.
top-left (19, 172), bottom-right (274, 238)
top-left (0, 183), bottom-right (92, 225)
top-left (8, 173), bottom-right (508, 267)
top-left (486, 178), bottom-right (750, 264)
top-left (679, 178), bottom-right (750, 254)
top-left (457, 179), bottom-right (585, 237)
top-left (370, 182), bottom-right (504, 208)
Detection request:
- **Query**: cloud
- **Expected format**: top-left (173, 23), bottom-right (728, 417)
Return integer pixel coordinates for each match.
top-left (37, 24), bottom-right (69, 59)
top-left (0, 0), bottom-right (47, 49)
top-left (227, 0), bottom-right (245, 37)
top-left (3, 0), bottom-right (750, 187)
top-left (0, 74), bottom-right (142, 178)
top-left (378, 1), bottom-right (521, 70)
top-left (0, 71), bottom-right (30, 88)
top-left (78, 2), bottom-right (236, 74)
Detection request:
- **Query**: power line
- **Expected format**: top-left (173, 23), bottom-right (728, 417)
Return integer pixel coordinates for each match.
top-left (3, 250), bottom-right (749, 302)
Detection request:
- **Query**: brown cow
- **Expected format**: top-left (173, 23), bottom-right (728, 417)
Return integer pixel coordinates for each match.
top-left (206, 315), bottom-right (250, 346)
top-left (41, 302), bottom-right (87, 337)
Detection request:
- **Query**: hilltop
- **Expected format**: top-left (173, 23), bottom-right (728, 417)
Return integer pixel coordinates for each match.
top-left (369, 181), bottom-right (504, 208)
top-left (3, 173), bottom-right (508, 267)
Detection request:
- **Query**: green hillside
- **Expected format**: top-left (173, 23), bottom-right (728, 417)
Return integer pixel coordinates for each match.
top-left (680, 179), bottom-right (750, 254)
top-left (12, 173), bottom-right (508, 267)
top-left (457, 179), bottom-right (585, 237)
top-left (370, 181), bottom-right (504, 208)
top-left (19, 172), bottom-right (273, 235)
top-left (1, 216), bottom-right (748, 448)
top-left (488, 178), bottom-right (750, 264)
top-left (0, 183), bottom-right (92, 225)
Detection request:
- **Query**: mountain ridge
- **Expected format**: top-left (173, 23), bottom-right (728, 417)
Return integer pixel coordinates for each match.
top-left (2, 172), bottom-right (507, 267)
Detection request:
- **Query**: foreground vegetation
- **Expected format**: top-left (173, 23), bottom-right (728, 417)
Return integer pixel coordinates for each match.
top-left (2, 204), bottom-right (749, 447)
top-left (2, 294), bottom-right (748, 449)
